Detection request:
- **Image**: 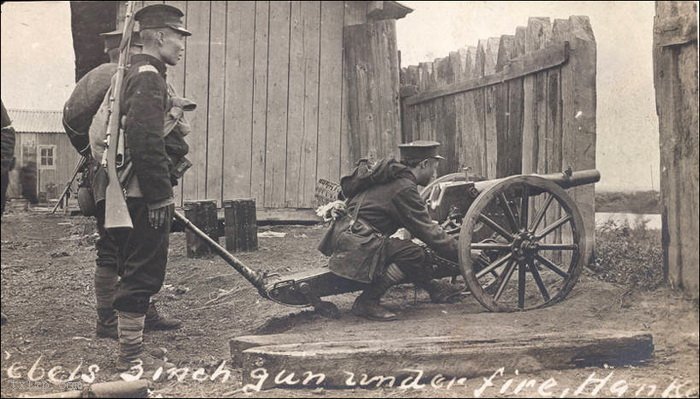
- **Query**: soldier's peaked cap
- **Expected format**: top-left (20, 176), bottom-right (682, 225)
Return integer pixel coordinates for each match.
top-left (398, 140), bottom-right (445, 161)
top-left (99, 29), bottom-right (143, 50)
top-left (134, 4), bottom-right (192, 36)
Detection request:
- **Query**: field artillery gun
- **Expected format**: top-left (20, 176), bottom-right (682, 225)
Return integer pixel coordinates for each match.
top-left (175, 168), bottom-right (600, 317)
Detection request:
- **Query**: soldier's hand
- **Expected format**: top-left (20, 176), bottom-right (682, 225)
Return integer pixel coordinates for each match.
top-left (148, 204), bottom-right (172, 229)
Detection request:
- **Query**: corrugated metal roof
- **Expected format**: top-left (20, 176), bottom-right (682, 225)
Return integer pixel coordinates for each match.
top-left (7, 109), bottom-right (64, 134)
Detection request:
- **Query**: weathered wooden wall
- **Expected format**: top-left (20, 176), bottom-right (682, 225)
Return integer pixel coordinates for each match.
top-left (343, 19), bottom-right (402, 169)
top-left (653, 1), bottom-right (699, 299)
top-left (401, 16), bottom-right (596, 260)
top-left (119, 1), bottom-right (402, 211)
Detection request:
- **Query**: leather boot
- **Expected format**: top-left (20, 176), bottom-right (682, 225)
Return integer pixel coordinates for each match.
top-left (96, 307), bottom-right (118, 340)
top-left (351, 277), bottom-right (397, 321)
top-left (417, 279), bottom-right (464, 303)
top-left (352, 293), bottom-right (397, 321)
top-left (116, 311), bottom-right (175, 376)
top-left (144, 302), bottom-right (182, 331)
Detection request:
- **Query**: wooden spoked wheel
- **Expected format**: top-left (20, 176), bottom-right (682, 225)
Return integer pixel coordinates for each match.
top-left (459, 175), bottom-right (586, 312)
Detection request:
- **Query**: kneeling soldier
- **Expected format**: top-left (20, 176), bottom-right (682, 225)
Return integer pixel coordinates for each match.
top-left (320, 141), bottom-right (462, 321)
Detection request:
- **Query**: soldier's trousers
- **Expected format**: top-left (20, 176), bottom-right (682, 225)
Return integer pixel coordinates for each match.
top-left (382, 237), bottom-right (434, 283)
top-left (96, 198), bottom-right (171, 314)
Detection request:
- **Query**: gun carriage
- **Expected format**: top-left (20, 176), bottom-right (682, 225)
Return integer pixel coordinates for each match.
top-left (175, 168), bottom-right (600, 317)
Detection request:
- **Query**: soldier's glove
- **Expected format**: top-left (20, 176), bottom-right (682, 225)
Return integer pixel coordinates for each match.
top-left (148, 202), bottom-right (174, 230)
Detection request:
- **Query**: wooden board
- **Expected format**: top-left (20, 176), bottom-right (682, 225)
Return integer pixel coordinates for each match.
top-left (653, 1), bottom-right (699, 298)
top-left (286, 1), bottom-right (314, 207)
top-left (206, 1), bottom-right (227, 206)
top-left (222, 1), bottom-right (256, 201)
top-left (182, 1), bottom-right (211, 202)
top-left (236, 331), bottom-right (653, 389)
top-left (494, 34), bottom-right (517, 178)
top-left (316, 1), bottom-right (344, 182)
top-left (343, 1), bottom-right (367, 26)
top-left (341, 19), bottom-right (400, 170)
top-left (165, 0), bottom-right (188, 206)
top-left (264, 1), bottom-right (291, 208)
top-left (560, 16), bottom-right (596, 264)
top-left (251, 2), bottom-right (270, 204)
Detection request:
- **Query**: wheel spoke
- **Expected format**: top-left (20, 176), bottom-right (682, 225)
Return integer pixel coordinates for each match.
top-left (499, 193), bottom-right (519, 232)
top-left (476, 253), bottom-right (512, 278)
top-left (494, 260), bottom-right (516, 301)
top-left (535, 215), bottom-right (572, 240)
top-left (518, 261), bottom-right (526, 309)
top-left (478, 214), bottom-right (514, 241)
top-left (535, 254), bottom-right (569, 278)
top-left (529, 194), bottom-right (554, 232)
top-left (471, 242), bottom-right (511, 251)
top-left (528, 260), bottom-right (551, 302)
top-left (519, 185), bottom-right (529, 229)
top-left (537, 243), bottom-right (578, 251)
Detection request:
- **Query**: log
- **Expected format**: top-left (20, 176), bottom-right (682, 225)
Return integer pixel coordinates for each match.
top-left (223, 199), bottom-right (258, 252)
top-left (238, 330), bottom-right (653, 389)
top-left (184, 200), bottom-right (219, 258)
top-left (21, 380), bottom-right (150, 398)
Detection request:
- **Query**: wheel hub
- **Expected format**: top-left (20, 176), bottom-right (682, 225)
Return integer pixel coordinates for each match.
top-left (511, 232), bottom-right (538, 260)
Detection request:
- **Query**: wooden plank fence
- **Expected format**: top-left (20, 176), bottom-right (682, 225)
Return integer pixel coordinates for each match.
top-left (401, 16), bottom-right (597, 261)
top-left (653, 1), bottom-right (698, 299)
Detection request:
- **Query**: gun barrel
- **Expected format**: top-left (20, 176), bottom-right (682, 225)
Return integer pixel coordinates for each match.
top-left (473, 169), bottom-right (600, 193)
top-left (534, 169), bottom-right (601, 189)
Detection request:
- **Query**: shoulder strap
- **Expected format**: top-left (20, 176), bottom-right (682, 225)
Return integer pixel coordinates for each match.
top-left (349, 192), bottom-right (366, 225)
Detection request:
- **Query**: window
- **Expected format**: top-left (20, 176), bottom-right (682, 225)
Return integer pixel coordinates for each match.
top-left (38, 145), bottom-right (56, 170)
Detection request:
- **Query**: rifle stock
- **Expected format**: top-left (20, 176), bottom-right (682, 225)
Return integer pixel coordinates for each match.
top-left (104, 1), bottom-right (136, 230)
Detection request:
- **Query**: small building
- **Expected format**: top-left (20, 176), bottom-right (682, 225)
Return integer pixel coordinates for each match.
top-left (6, 109), bottom-right (81, 202)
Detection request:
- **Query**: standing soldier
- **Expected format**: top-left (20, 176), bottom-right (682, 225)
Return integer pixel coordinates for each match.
top-left (320, 141), bottom-right (463, 321)
top-left (90, 4), bottom-right (191, 372)
top-left (64, 28), bottom-right (182, 342)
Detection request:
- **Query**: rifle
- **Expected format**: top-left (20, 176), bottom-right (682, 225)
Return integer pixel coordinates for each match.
top-left (102, 1), bottom-right (136, 230)
top-left (51, 156), bottom-right (87, 214)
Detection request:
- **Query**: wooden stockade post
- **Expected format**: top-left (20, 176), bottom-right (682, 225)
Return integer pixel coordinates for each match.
top-left (223, 199), bottom-right (258, 252)
top-left (183, 200), bottom-right (220, 258)
top-left (400, 15), bottom-right (596, 263)
top-left (653, 1), bottom-right (699, 299)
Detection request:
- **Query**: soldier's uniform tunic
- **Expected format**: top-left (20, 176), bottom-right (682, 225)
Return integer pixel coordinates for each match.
top-left (329, 165), bottom-right (459, 285)
top-left (93, 53), bottom-right (174, 314)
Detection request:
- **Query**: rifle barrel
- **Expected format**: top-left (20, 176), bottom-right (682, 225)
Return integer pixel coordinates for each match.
top-left (51, 157), bottom-right (87, 214)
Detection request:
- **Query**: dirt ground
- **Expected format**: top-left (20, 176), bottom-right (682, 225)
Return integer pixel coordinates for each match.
top-left (1, 209), bottom-right (698, 398)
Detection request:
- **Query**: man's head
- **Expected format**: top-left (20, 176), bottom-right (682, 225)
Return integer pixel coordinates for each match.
top-left (398, 140), bottom-right (444, 186)
top-left (100, 30), bottom-right (143, 63)
top-left (135, 4), bottom-right (191, 66)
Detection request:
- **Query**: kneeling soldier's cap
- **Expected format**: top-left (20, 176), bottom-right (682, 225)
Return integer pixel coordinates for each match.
top-left (135, 4), bottom-right (192, 36)
top-left (99, 29), bottom-right (143, 51)
top-left (398, 140), bottom-right (445, 162)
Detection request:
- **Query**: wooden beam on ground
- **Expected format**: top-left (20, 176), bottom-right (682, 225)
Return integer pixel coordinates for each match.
top-left (236, 330), bottom-right (653, 389)
top-left (23, 380), bottom-right (150, 398)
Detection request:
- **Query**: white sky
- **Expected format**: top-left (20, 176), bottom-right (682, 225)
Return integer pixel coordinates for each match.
top-left (1, 1), bottom-right (661, 192)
